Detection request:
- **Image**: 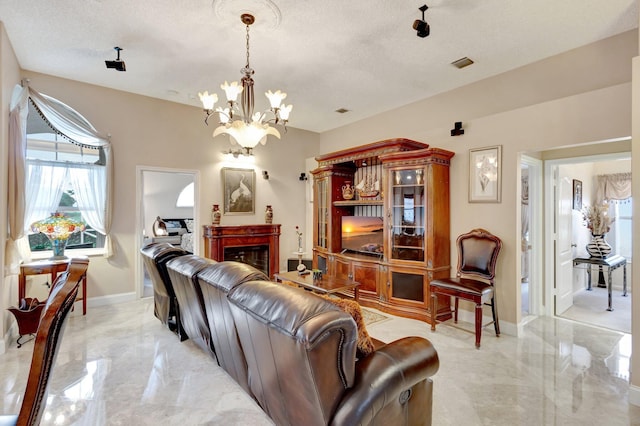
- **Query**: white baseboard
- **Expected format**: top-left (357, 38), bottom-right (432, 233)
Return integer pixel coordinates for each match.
top-left (630, 384), bottom-right (640, 407)
top-left (86, 292), bottom-right (137, 308)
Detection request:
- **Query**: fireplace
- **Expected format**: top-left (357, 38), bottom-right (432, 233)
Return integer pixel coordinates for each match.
top-left (223, 244), bottom-right (270, 276)
top-left (202, 224), bottom-right (280, 278)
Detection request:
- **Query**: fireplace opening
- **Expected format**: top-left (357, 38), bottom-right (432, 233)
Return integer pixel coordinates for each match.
top-left (223, 245), bottom-right (270, 277)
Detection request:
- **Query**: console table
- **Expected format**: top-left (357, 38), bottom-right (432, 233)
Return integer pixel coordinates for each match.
top-left (19, 256), bottom-right (89, 315)
top-left (573, 255), bottom-right (627, 311)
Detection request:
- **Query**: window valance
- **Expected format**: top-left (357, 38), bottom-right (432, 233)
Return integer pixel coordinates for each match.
top-left (596, 172), bottom-right (632, 203)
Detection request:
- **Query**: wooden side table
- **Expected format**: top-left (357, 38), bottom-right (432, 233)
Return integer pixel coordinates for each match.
top-left (19, 256), bottom-right (89, 315)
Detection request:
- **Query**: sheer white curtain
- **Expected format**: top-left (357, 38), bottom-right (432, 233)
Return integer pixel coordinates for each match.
top-left (24, 160), bottom-right (67, 229)
top-left (5, 86), bottom-right (29, 275)
top-left (68, 163), bottom-right (108, 236)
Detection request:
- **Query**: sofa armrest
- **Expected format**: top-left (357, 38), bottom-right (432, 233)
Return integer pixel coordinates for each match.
top-left (330, 336), bottom-right (439, 426)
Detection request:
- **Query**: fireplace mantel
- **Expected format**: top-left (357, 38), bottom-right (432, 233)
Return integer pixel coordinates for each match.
top-left (202, 224), bottom-right (281, 278)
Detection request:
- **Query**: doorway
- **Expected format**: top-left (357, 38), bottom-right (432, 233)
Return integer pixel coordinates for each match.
top-left (544, 152), bottom-right (632, 333)
top-left (136, 166), bottom-right (199, 299)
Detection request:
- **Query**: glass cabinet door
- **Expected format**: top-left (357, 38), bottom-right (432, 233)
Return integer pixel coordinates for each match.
top-left (390, 168), bottom-right (425, 261)
top-left (315, 177), bottom-right (328, 249)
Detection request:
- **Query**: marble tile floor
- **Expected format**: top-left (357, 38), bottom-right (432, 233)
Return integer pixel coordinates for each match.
top-left (1, 297), bottom-right (640, 425)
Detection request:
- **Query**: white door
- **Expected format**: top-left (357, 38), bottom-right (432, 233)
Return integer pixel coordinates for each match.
top-left (555, 169), bottom-right (574, 314)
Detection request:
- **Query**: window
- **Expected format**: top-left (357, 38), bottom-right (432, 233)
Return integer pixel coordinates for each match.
top-left (611, 199), bottom-right (632, 260)
top-left (176, 182), bottom-right (194, 207)
top-left (26, 123), bottom-right (106, 255)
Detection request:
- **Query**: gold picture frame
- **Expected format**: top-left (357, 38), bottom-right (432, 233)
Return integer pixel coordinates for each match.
top-left (469, 145), bottom-right (502, 203)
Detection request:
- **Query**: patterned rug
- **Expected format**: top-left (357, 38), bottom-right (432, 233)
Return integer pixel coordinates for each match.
top-left (361, 308), bottom-right (388, 326)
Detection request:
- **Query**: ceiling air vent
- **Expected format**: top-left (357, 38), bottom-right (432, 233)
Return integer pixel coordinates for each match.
top-left (451, 57), bottom-right (474, 69)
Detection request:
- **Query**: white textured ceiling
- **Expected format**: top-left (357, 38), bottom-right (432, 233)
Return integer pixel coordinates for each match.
top-left (0, 0), bottom-right (637, 133)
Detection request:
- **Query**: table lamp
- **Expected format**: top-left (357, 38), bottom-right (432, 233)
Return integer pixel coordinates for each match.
top-left (30, 212), bottom-right (86, 260)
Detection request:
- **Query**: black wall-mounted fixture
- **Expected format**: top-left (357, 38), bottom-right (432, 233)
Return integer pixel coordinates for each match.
top-left (105, 47), bottom-right (126, 72)
top-left (413, 5), bottom-right (430, 38)
top-left (263, 170), bottom-right (270, 180)
top-left (451, 122), bottom-right (464, 136)
top-left (299, 172), bottom-right (308, 181)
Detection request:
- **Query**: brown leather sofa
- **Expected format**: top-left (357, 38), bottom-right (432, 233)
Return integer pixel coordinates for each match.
top-left (148, 253), bottom-right (440, 425)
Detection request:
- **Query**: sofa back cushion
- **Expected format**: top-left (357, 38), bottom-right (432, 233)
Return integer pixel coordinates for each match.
top-left (228, 281), bottom-right (357, 426)
top-left (196, 261), bottom-right (268, 394)
top-left (166, 255), bottom-right (217, 359)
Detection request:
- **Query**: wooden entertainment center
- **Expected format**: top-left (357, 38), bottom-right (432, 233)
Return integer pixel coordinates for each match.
top-left (311, 139), bottom-right (454, 323)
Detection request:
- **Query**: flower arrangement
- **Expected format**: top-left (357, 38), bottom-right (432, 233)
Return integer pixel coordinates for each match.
top-left (582, 202), bottom-right (614, 235)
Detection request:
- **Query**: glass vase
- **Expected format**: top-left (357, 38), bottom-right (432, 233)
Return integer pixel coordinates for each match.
top-left (50, 238), bottom-right (68, 260)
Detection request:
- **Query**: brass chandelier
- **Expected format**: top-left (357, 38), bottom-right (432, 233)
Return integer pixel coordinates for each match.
top-left (198, 14), bottom-right (292, 155)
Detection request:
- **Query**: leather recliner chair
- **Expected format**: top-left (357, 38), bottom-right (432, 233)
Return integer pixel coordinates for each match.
top-left (140, 243), bottom-right (189, 339)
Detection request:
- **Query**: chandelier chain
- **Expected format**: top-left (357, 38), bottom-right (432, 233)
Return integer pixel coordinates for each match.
top-left (245, 25), bottom-right (251, 69)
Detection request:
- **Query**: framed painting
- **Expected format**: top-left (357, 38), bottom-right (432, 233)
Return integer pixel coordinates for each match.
top-left (572, 179), bottom-right (582, 210)
top-left (469, 145), bottom-right (502, 203)
top-left (222, 168), bottom-right (255, 214)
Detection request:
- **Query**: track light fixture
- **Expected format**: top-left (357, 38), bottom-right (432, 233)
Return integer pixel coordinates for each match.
top-left (105, 47), bottom-right (126, 71)
top-left (451, 122), bottom-right (464, 136)
top-left (413, 5), bottom-right (430, 38)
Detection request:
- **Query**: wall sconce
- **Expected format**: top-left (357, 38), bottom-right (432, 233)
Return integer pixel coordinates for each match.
top-left (263, 170), bottom-right (270, 180)
top-left (299, 172), bottom-right (308, 181)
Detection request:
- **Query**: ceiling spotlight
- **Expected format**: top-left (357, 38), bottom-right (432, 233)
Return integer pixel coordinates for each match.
top-left (413, 5), bottom-right (430, 38)
top-left (105, 47), bottom-right (126, 72)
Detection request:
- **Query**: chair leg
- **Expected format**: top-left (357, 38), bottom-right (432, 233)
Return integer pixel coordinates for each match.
top-left (454, 297), bottom-right (459, 323)
top-left (430, 292), bottom-right (437, 331)
top-left (475, 302), bottom-right (483, 349)
top-left (491, 296), bottom-right (500, 337)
